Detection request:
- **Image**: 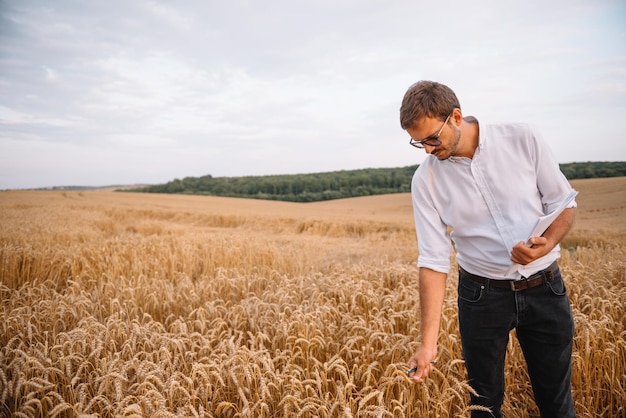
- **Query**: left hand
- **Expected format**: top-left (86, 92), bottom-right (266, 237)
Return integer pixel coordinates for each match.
top-left (510, 236), bottom-right (549, 265)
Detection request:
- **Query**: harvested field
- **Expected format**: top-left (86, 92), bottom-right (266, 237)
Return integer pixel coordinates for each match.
top-left (1, 177), bottom-right (625, 417)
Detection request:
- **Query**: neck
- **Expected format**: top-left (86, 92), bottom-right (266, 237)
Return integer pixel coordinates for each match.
top-left (456, 118), bottom-right (479, 159)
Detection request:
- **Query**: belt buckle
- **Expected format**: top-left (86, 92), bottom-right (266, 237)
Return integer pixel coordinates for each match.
top-left (510, 279), bottom-right (528, 291)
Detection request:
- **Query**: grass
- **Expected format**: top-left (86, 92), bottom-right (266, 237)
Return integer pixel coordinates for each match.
top-left (0, 177), bottom-right (625, 417)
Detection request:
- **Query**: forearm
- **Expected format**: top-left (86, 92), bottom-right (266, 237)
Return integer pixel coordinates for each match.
top-left (511, 207), bottom-right (576, 264)
top-left (542, 207), bottom-right (576, 249)
top-left (407, 267), bottom-right (447, 382)
top-left (418, 267), bottom-right (447, 349)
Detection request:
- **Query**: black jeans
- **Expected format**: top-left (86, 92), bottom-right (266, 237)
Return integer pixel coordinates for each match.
top-left (457, 265), bottom-right (576, 417)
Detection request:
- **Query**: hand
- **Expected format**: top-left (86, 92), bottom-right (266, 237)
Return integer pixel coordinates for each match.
top-left (510, 236), bottom-right (549, 265)
top-left (407, 345), bottom-right (437, 383)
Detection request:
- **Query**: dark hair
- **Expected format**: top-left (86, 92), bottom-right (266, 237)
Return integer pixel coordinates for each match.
top-left (399, 81), bottom-right (461, 130)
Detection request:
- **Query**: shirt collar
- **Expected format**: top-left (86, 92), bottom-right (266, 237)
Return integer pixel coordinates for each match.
top-left (449, 116), bottom-right (481, 163)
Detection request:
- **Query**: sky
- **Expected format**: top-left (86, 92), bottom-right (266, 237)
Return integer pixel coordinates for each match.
top-left (1, 0), bottom-right (625, 189)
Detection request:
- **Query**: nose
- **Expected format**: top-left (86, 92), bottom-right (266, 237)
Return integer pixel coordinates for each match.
top-left (424, 144), bottom-right (437, 154)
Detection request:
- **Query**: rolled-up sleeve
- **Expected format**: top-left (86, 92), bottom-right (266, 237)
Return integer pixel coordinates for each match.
top-left (412, 171), bottom-right (453, 274)
top-left (531, 127), bottom-right (578, 213)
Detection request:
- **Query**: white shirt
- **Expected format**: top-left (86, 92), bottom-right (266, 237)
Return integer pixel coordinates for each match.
top-left (411, 117), bottom-right (577, 279)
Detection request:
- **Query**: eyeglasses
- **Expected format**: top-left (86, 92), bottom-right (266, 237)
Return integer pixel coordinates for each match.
top-left (409, 112), bottom-right (452, 149)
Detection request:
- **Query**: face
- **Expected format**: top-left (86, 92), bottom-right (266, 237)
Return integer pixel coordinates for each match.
top-left (406, 112), bottom-right (461, 160)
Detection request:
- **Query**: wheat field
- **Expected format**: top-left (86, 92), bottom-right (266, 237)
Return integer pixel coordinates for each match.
top-left (1, 177), bottom-right (625, 417)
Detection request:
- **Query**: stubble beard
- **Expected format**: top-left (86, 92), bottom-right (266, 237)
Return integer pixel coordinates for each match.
top-left (434, 126), bottom-right (462, 160)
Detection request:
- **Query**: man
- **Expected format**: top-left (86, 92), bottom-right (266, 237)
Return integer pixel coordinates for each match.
top-left (400, 81), bottom-right (577, 417)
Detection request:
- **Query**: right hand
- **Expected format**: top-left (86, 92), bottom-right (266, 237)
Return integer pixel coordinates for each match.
top-left (407, 344), bottom-right (437, 383)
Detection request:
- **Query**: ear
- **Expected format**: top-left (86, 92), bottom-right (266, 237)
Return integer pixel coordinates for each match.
top-left (451, 108), bottom-right (463, 126)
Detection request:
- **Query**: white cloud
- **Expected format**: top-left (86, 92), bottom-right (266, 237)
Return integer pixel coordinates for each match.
top-left (0, 0), bottom-right (625, 189)
top-left (142, 0), bottom-right (193, 31)
top-left (42, 65), bottom-right (58, 81)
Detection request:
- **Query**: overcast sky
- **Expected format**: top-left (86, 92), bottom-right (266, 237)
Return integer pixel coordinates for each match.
top-left (1, 0), bottom-right (625, 189)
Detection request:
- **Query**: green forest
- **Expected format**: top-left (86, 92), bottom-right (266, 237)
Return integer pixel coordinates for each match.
top-left (126, 161), bottom-right (626, 202)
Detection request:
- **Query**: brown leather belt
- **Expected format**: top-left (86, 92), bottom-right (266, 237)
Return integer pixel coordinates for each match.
top-left (459, 261), bottom-right (558, 291)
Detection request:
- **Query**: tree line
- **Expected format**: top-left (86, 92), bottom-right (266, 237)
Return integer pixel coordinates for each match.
top-left (125, 161), bottom-right (626, 202)
top-left (559, 161), bottom-right (625, 180)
